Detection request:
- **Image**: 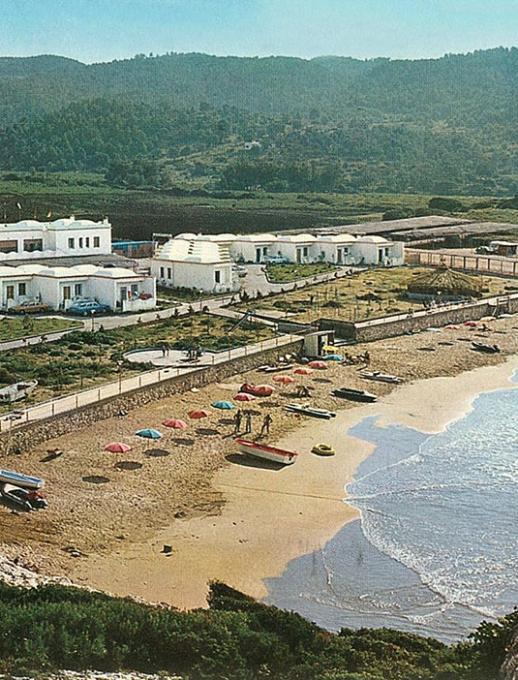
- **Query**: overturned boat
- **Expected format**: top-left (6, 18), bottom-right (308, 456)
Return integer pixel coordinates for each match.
top-left (0, 469), bottom-right (44, 490)
top-left (332, 387), bottom-right (378, 403)
top-left (471, 342), bottom-right (500, 354)
top-left (235, 438), bottom-right (298, 465)
top-left (285, 403), bottom-right (336, 419)
top-left (359, 370), bottom-right (402, 384)
top-left (0, 380), bottom-right (37, 403)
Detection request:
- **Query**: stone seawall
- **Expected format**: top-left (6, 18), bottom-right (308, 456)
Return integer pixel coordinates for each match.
top-left (318, 295), bottom-right (518, 343)
top-left (0, 339), bottom-right (303, 455)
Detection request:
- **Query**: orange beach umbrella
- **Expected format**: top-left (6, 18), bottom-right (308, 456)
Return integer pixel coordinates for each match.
top-left (188, 409), bottom-right (209, 419)
top-left (272, 375), bottom-right (295, 385)
top-left (104, 442), bottom-right (132, 453)
top-left (162, 418), bottom-right (188, 429)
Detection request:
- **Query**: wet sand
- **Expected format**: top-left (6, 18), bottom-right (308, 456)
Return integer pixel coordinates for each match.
top-left (1, 315), bottom-right (517, 603)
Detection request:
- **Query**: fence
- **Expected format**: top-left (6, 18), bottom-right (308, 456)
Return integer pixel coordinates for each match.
top-left (406, 249), bottom-right (518, 278)
top-left (0, 334), bottom-right (299, 433)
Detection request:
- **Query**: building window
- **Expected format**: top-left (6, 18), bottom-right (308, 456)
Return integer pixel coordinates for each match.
top-left (93, 236), bottom-right (100, 248)
top-left (167, 267), bottom-right (172, 279)
top-left (68, 238), bottom-right (75, 249)
top-left (303, 247), bottom-right (308, 257)
top-left (131, 284), bottom-right (139, 297)
top-left (85, 237), bottom-right (90, 248)
top-left (23, 238), bottom-right (43, 252)
top-left (215, 270), bottom-right (221, 284)
top-left (18, 283), bottom-right (26, 296)
top-left (74, 284), bottom-right (82, 297)
top-left (78, 237), bottom-right (83, 248)
top-left (63, 286), bottom-right (71, 301)
top-left (160, 266), bottom-right (165, 278)
top-left (0, 240), bottom-right (18, 254)
top-left (6, 285), bottom-right (14, 300)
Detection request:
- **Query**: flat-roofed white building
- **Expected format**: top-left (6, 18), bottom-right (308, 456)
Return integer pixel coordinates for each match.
top-left (0, 216), bottom-right (112, 261)
top-left (229, 234), bottom-right (278, 263)
top-left (353, 236), bottom-right (404, 266)
top-left (152, 238), bottom-right (239, 293)
top-left (275, 234), bottom-right (318, 263)
top-left (315, 234), bottom-right (358, 264)
top-left (0, 264), bottom-right (155, 313)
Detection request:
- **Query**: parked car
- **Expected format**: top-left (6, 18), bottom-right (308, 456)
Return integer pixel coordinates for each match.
top-left (10, 301), bottom-right (51, 314)
top-left (67, 299), bottom-right (111, 316)
top-left (265, 254), bottom-right (290, 265)
top-left (235, 265), bottom-right (248, 278)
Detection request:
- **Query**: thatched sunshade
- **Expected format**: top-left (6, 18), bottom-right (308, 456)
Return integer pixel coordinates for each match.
top-left (407, 267), bottom-right (482, 299)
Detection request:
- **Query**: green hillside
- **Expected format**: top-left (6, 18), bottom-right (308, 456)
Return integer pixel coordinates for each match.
top-left (2, 48), bottom-right (518, 195)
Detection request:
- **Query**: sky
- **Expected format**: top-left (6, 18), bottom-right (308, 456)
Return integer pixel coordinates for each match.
top-left (1, 0), bottom-right (518, 63)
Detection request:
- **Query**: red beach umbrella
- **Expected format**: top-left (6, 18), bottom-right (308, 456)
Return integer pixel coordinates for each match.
top-left (293, 367), bottom-right (313, 375)
top-left (104, 442), bottom-right (132, 453)
top-left (234, 392), bottom-right (256, 402)
top-left (272, 375), bottom-right (295, 385)
top-left (308, 360), bottom-right (328, 370)
top-left (162, 418), bottom-right (188, 429)
top-left (463, 321), bottom-right (477, 328)
top-left (188, 409), bottom-right (209, 419)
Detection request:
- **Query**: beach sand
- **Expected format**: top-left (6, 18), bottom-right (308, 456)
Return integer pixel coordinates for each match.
top-left (1, 315), bottom-right (517, 605)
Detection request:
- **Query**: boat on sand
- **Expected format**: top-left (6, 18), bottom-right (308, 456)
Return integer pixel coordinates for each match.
top-left (332, 387), bottom-right (377, 403)
top-left (471, 342), bottom-right (500, 354)
top-left (0, 469), bottom-right (44, 490)
top-left (0, 380), bottom-right (37, 403)
top-left (359, 370), bottom-right (402, 384)
top-left (235, 438), bottom-right (298, 465)
top-left (0, 483), bottom-right (47, 511)
top-left (285, 403), bottom-right (336, 419)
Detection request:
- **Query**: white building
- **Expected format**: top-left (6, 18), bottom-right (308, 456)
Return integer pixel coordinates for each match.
top-left (152, 238), bottom-right (239, 293)
top-left (314, 234), bottom-right (358, 264)
top-left (0, 264), bottom-right (156, 313)
top-left (229, 234), bottom-right (277, 264)
top-left (353, 236), bottom-right (404, 266)
top-left (275, 234), bottom-right (318, 263)
top-left (0, 216), bottom-right (112, 261)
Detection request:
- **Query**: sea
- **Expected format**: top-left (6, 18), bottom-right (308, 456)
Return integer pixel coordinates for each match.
top-left (264, 374), bottom-right (518, 643)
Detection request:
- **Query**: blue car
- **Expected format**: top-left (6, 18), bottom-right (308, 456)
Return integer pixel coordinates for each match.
top-left (67, 299), bottom-right (112, 316)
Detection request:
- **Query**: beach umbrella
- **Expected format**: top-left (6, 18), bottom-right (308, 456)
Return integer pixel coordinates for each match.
top-left (464, 321), bottom-right (477, 327)
top-left (293, 367), bottom-right (313, 376)
top-left (212, 400), bottom-right (235, 410)
top-left (308, 360), bottom-right (328, 370)
top-left (272, 375), bottom-right (295, 385)
top-left (234, 392), bottom-right (256, 402)
top-left (135, 428), bottom-right (163, 440)
top-left (324, 354), bottom-right (343, 361)
top-left (188, 409), bottom-right (209, 419)
top-left (104, 442), bottom-right (132, 453)
top-left (162, 418), bottom-right (188, 430)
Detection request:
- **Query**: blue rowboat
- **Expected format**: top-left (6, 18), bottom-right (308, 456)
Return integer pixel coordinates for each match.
top-left (0, 469), bottom-right (44, 490)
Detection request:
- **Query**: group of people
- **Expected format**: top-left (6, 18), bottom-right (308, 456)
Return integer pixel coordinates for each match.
top-left (341, 350), bottom-right (370, 365)
top-left (233, 409), bottom-right (273, 437)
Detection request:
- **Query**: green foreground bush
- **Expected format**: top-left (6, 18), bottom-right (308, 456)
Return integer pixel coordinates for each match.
top-left (0, 581), bottom-right (515, 679)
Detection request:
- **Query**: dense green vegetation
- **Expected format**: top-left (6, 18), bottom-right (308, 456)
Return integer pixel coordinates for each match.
top-left (3, 48), bottom-right (518, 195)
top-left (0, 580), bottom-right (515, 678)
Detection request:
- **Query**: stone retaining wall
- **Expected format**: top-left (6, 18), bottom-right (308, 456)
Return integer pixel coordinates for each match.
top-left (0, 339), bottom-right (303, 455)
top-left (318, 296), bottom-right (518, 343)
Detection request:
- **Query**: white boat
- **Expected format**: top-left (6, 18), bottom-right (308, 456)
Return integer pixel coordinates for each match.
top-left (235, 438), bottom-right (298, 465)
top-left (359, 370), bottom-right (402, 384)
top-left (285, 403), bottom-right (336, 419)
top-left (0, 380), bottom-right (38, 403)
top-left (0, 483), bottom-right (47, 511)
top-left (0, 469), bottom-right (44, 490)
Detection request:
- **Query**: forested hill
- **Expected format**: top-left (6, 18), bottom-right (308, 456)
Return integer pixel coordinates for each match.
top-left (2, 48), bottom-right (518, 195)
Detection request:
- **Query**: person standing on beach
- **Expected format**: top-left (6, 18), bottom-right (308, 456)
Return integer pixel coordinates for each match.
top-left (234, 409), bottom-right (242, 433)
top-left (244, 410), bottom-right (253, 434)
top-left (260, 413), bottom-right (272, 437)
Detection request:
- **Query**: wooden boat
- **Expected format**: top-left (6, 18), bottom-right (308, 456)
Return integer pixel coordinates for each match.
top-left (0, 380), bottom-right (37, 404)
top-left (285, 403), bottom-right (336, 419)
top-left (0, 483), bottom-right (47, 511)
top-left (235, 438), bottom-right (298, 465)
top-left (332, 387), bottom-right (377, 403)
top-left (471, 342), bottom-right (500, 354)
top-left (359, 370), bottom-right (402, 384)
top-left (0, 469), bottom-right (44, 490)
top-left (262, 364), bottom-right (294, 374)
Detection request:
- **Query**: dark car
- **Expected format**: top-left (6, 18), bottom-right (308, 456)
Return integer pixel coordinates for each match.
top-left (67, 299), bottom-right (111, 316)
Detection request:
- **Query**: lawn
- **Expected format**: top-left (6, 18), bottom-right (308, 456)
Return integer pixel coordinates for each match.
top-left (240, 267), bottom-right (511, 323)
top-left (157, 285), bottom-right (236, 304)
top-left (0, 313), bottom-right (275, 411)
top-left (0, 316), bottom-right (81, 342)
top-left (265, 262), bottom-right (337, 283)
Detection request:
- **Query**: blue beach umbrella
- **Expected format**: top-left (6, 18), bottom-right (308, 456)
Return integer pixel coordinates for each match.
top-left (325, 354), bottom-right (343, 361)
top-left (212, 400), bottom-right (235, 410)
top-left (135, 428), bottom-right (163, 440)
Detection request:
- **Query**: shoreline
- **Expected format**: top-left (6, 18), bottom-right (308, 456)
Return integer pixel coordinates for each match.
top-left (70, 354), bottom-right (518, 609)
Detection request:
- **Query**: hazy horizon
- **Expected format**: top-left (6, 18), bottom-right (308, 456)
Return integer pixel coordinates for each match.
top-left (2, 0), bottom-right (518, 64)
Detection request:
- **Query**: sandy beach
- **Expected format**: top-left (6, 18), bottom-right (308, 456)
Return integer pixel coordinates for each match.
top-left (1, 315), bottom-right (518, 607)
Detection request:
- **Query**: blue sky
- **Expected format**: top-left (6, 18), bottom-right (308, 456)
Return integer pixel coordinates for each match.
top-left (2, 0), bottom-right (518, 63)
